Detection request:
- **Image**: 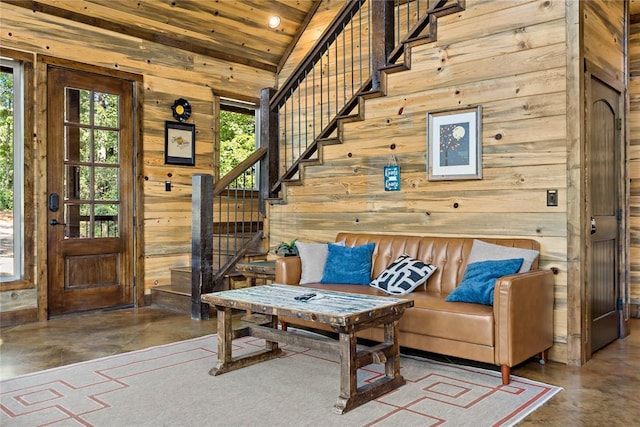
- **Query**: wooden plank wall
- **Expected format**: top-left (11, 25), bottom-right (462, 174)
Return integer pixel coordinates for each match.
top-left (270, 0), bottom-right (571, 362)
top-left (0, 4), bottom-right (276, 297)
top-left (629, 17), bottom-right (640, 317)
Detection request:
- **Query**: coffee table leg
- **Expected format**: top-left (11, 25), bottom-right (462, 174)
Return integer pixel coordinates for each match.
top-left (384, 320), bottom-right (402, 380)
top-left (210, 305), bottom-right (233, 375)
top-left (334, 332), bottom-right (358, 414)
top-left (209, 305), bottom-right (282, 376)
top-left (333, 320), bottom-right (405, 414)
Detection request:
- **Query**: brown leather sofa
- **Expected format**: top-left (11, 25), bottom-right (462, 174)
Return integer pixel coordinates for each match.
top-left (275, 232), bottom-right (555, 385)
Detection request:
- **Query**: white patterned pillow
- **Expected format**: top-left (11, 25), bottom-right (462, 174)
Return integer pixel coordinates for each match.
top-left (369, 254), bottom-right (437, 295)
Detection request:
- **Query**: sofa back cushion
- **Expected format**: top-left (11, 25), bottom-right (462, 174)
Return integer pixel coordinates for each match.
top-left (335, 233), bottom-right (541, 294)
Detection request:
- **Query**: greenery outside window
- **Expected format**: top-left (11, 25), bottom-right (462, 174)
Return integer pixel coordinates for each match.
top-left (219, 98), bottom-right (257, 189)
top-left (0, 58), bottom-right (24, 282)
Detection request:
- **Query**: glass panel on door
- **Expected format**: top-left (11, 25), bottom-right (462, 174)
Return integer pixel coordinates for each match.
top-left (63, 88), bottom-right (120, 239)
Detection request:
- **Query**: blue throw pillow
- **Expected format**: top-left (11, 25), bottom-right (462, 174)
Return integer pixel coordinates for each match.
top-left (321, 243), bottom-right (375, 285)
top-left (445, 258), bottom-right (524, 306)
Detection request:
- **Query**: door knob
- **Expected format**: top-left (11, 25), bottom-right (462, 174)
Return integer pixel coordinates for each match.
top-left (50, 219), bottom-right (66, 226)
top-left (590, 217), bottom-right (597, 235)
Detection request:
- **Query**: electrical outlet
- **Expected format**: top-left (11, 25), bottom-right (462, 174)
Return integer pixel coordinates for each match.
top-left (547, 189), bottom-right (558, 207)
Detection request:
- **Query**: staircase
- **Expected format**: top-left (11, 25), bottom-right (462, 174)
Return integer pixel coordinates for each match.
top-left (265, 0), bottom-right (464, 197)
top-left (151, 228), bottom-right (266, 313)
top-left (151, 149), bottom-right (269, 317)
top-left (152, 0), bottom-right (464, 318)
top-left (151, 249), bottom-right (266, 314)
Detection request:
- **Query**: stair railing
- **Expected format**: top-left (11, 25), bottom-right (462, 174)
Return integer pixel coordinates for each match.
top-left (264, 0), bottom-right (462, 198)
top-left (191, 147), bottom-right (267, 319)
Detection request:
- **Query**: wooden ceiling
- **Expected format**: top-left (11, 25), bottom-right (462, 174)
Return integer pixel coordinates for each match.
top-left (5, 0), bottom-right (320, 73)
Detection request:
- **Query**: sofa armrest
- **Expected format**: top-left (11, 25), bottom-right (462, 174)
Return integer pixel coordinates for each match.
top-left (493, 269), bottom-right (555, 367)
top-left (275, 256), bottom-right (302, 285)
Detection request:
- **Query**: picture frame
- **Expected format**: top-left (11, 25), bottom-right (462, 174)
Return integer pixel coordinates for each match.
top-left (427, 106), bottom-right (482, 181)
top-left (164, 121), bottom-right (195, 166)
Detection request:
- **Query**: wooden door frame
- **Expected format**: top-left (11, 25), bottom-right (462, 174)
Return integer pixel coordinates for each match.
top-left (0, 48), bottom-right (37, 326)
top-left (35, 56), bottom-right (144, 320)
top-left (582, 61), bottom-right (630, 361)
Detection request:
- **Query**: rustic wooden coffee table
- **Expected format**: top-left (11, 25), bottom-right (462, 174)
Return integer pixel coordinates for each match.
top-left (201, 284), bottom-right (413, 414)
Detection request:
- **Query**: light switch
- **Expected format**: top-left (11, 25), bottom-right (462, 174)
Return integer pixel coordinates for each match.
top-left (165, 181), bottom-right (172, 192)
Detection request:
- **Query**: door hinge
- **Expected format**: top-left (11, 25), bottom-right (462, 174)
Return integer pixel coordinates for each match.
top-left (617, 117), bottom-right (622, 130)
top-left (617, 208), bottom-right (623, 221)
top-left (617, 298), bottom-right (623, 311)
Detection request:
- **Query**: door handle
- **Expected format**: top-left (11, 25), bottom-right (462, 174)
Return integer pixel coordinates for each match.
top-left (590, 217), bottom-right (597, 235)
top-left (50, 219), bottom-right (66, 226)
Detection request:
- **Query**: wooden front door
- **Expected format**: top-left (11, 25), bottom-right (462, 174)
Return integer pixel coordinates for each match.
top-left (47, 67), bottom-right (135, 316)
top-left (587, 74), bottom-right (621, 353)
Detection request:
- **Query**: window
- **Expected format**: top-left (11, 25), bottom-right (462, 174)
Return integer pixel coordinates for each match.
top-left (219, 98), bottom-right (258, 188)
top-left (0, 58), bottom-right (24, 283)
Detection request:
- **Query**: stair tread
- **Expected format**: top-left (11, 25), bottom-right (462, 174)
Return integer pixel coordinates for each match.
top-left (151, 284), bottom-right (190, 296)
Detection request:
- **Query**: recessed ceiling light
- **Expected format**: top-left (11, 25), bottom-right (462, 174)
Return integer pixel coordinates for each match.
top-left (268, 16), bottom-right (281, 29)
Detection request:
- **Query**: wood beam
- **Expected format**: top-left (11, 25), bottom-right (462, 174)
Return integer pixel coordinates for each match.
top-left (5, 0), bottom-right (277, 72)
top-left (260, 88), bottom-right (279, 206)
top-left (191, 174), bottom-right (214, 320)
top-left (370, 0), bottom-right (394, 91)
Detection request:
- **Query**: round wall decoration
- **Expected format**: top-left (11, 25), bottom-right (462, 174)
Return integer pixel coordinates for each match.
top-left (171, 98), bottom-right (191, 122)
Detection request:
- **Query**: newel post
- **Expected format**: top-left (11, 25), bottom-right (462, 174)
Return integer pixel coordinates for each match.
top-left (192, 174), bottom-right (213, 320)
top-left (371, 0), bottom-right (395, 91)
top-left (259, 87), bottom-right (279, 215)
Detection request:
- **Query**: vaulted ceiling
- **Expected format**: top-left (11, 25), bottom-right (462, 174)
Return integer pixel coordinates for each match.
top-left (4, 0), bottom-right (320, 73)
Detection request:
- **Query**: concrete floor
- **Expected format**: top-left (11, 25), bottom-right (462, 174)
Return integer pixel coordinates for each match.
top-left (0, 307), bottom-right (638, 425)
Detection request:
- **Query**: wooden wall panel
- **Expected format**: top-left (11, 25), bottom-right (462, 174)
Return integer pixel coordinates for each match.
top-left (583, 0), bottom-right (625, 83)
top-left (0, 4), bottom-right (276, 297)
top-left (628, 22), bottom-right (640, 313)
top-left (268, 0), bottom-right (570, 363)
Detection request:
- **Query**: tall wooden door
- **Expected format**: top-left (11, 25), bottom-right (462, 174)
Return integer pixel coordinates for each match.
top-left (587, 75), bottom-right (621, 353)
top-left (47, 67), bottom-right (135, 315)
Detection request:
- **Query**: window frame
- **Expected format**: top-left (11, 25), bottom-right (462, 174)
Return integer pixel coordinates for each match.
top-left (0, 57), bottom-right (24, 283)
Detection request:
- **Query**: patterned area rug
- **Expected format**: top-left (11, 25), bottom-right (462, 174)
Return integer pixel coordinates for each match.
top-left (0, 333), bottom-right (561, 426)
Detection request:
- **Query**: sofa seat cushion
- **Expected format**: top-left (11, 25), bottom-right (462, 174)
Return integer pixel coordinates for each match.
top-left (298, 284), bottom-right (494, 347)
top-left (401, 292), bottom-right (494, 346)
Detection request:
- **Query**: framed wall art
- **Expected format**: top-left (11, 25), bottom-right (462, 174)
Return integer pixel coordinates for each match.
top-left (427, 106), bottom-right (482, 180)
top-left (165, 121), bottom-right (195, 166)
